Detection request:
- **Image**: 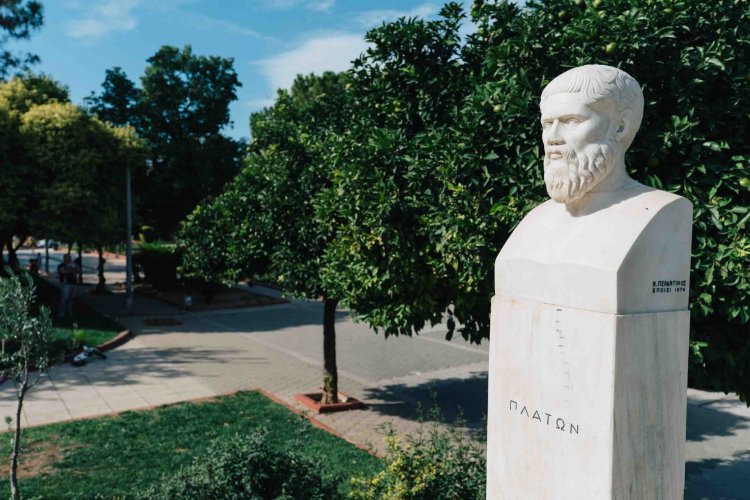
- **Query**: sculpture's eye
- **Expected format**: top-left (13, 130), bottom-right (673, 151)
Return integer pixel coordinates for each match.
top-left (563, 117), bottom-right (580, 125)
top-left (541, 121), bottom-right (552, 129)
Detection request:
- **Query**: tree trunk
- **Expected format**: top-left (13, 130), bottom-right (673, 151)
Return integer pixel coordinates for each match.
top-left (10, 377), bottom-right (27, 500)
top-left (96, 246), bottom-right (106, 292)
top-left (76, 243), bottom-right (83, 284)
top-left (5, 238), bottom-right (19, 273)
top-left (0, 239), bottom-right (7, 277)
top-left (322, 298), bottom-right (339, 404)
top-left (12, 235), bottom-right (25, 253)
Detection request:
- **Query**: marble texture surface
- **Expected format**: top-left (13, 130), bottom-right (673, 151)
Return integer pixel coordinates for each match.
top-left (487, 298), bottom-right (689, 499)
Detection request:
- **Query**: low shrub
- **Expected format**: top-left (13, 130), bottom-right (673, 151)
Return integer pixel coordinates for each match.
top-left (133, 242), bottom-right (180, 290)
top-left (349, 406), bottom-right (486, 500)
top-left (141, 428), bottom-right (337, 499)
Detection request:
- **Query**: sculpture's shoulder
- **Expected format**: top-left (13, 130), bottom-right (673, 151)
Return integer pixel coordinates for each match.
top-left (494, 183), bottom-right (693, 314)
top-left (496, 183), bottom-right (691, 267)
top-left (629, 185), bottom-right (692, 214)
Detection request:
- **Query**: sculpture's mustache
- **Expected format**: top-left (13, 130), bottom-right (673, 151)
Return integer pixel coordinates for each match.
top-left (543, 143), bottom-right (614, 203)
top-left (544, 147), bottom-right (577, 167)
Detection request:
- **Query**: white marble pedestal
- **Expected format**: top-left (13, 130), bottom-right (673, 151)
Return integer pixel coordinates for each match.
top-left (486, 297), bottom-right (689, 499)
top-left (486, 186), bottom-right (693, 499)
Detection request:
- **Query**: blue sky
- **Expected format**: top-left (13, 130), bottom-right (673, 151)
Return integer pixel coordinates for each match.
top-left (7, 0), bottom-right (474, 140)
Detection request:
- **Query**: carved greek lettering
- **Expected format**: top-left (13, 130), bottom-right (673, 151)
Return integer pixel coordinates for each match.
top-left (556, 418), bottom-right (565, 431)
top-left (507, 399), bottom-right (579, 436)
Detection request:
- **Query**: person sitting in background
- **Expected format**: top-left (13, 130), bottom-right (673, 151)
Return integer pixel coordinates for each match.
top-left (57, 254), bottom-right (77, 317)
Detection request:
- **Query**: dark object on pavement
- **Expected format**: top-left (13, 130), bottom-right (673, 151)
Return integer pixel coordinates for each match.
top-left (71, 346), bottom-right (107, 367)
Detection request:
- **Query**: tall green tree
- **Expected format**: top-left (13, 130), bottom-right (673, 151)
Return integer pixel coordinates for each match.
top-left (0, 1), bottom-right (43, 79)
top-left (84, 66), bottom-right (140, 127)
top-left (0, 74), bottom-right (69, 272)
top-left (321, 4), bottom-right (485, 342)
top-left (138, 45), bottom-right (244, 236)
top-left (180, 72), bottom-right (351, 404)
top-left (19, 101), bottom-right (146, 287)
top-left (87, 46), bottom-right (245, 238)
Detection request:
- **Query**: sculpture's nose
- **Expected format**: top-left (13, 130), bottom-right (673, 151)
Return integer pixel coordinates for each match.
top-left (546, 120), bottom-right (564, 145)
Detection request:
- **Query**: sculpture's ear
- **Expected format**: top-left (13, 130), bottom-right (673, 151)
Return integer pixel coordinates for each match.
top-left (613, 110), bottom-right (631, 143)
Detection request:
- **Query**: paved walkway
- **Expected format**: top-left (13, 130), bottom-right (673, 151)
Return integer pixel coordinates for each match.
top-left (2, 249), bottom-right (749, 498)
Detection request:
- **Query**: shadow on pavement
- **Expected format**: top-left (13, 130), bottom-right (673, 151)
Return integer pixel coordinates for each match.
top-left (362, 372), bottom-right (488, 433)
top-left (685, 451), bottom-right (750, 499)
top-left (174, 304), bottom-right (351, 335)
top-left (686, 400), bottom-right (750, 442)
top-left (44, 346), bottom-right (268, 388)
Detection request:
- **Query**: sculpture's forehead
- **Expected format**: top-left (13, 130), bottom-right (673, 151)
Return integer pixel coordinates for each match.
top-left (540, 92), bottom-right (595, 119)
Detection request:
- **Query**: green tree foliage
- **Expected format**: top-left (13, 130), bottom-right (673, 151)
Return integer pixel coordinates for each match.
top-left (180, 72), bottom-right (351, 403)
top-left (20, 102), bottom-right (147, 283)
top-left (87, 46), bottom-right (245, 237)
top-left (321, 3), bottom-right (489, 342)
top-left (0, 74), bottom-right (69, 271)
top-left (0, 1), bottom-right (43, 79)
top-left (84, 66), bottom-right (140, 127)
top-left (327, 0), bottom-right (750, 399)
top-left (0, 275), bottom-right (54, 500)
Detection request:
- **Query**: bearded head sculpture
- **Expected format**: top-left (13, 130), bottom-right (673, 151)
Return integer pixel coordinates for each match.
top-left (539, 65), bottom-right (644, 204)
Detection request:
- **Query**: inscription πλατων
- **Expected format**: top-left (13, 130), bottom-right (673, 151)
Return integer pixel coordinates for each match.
top-left (509, 400), bottom-right (579, 436)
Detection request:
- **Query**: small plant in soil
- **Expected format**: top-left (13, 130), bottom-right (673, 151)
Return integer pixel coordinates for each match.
top-left (0, 274), bottom-right (54, 500)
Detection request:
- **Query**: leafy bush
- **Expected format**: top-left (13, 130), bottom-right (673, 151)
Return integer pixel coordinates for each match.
top-left (133, 242), bottom-right (179, 290)
top-left (349, 406), bottom-right (485, 500)
top-left (141, 429), bottom-right (337, 500)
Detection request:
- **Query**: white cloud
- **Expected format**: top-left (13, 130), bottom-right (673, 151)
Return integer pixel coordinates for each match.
top-left (65, 0), bottom-right (142, 39)
top-left (357, 3), bottom-right (438, 27)
top-left (264, 0), bottom-right (335, 12)
top-left (256, 33), bottom-right (368, 92)
top-left (183, 13), bottom-right (268, 40)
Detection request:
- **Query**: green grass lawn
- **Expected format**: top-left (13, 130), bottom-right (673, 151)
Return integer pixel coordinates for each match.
top-left (1, 391), bottom-right (383, 498)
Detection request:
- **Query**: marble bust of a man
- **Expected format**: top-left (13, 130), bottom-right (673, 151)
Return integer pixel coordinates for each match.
top-left (487, 64), bottom-right (693, 499)
top-left (495, 65), bottom-right (692, 314)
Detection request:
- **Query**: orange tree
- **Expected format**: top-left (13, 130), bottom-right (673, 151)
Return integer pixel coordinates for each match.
top-left (323, 0), bottom-right (750, 400)
top-left (179, 72), bottom-right (352, 404)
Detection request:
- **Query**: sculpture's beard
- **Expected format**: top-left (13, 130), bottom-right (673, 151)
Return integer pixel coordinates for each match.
top-left (543, 142), bottom-right (615, 203)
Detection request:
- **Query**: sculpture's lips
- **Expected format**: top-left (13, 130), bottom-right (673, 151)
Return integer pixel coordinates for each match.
top-left (546, 150), bottom-right (564, 159)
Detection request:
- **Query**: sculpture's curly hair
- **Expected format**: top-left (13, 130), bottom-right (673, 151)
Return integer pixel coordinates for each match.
top-left (541, 65), bottom-right (644, 149)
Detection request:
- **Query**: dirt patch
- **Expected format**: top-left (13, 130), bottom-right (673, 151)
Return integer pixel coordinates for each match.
top-left (0, 436), bottom-right (73, 479)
